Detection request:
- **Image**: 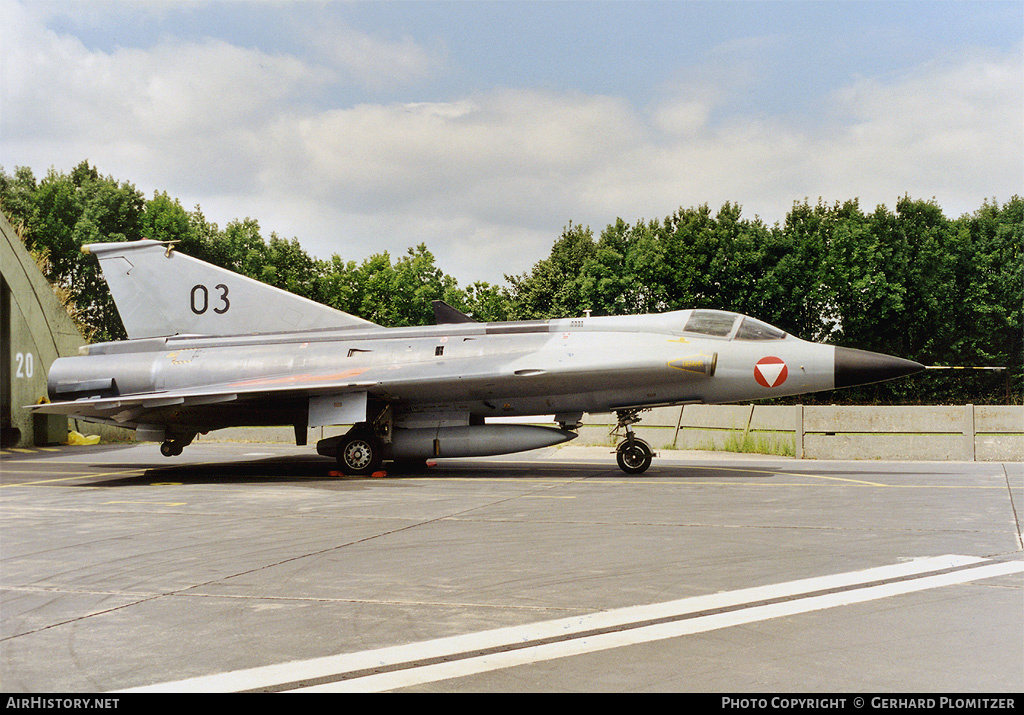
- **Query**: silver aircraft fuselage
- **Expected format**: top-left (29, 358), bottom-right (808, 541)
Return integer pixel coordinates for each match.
top-left (30, 240), bottom-right (924, 473)
top-left (48, 312), bottom-right (840, 422)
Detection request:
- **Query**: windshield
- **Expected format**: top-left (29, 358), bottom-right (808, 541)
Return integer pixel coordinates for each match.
top-left (683, 310), bottom-right (740, 337)
top-left (681, 310), bottom-right (787, 340)
top-left (735, 316), bottom-right (787, 341)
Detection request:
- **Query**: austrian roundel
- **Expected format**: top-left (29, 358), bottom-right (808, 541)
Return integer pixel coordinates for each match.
top-left (754, 356), bottom-right (788, 388)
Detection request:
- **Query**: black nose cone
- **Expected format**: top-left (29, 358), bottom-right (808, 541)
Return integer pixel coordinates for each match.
top-left (834, 346), bottom-right (925, 389)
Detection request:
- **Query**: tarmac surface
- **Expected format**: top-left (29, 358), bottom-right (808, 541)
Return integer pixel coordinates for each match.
top-left (1, 442), bottom-right (1022, 693)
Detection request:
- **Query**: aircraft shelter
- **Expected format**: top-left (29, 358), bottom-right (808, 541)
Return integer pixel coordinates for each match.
top-left (0, 210), bottom-right (84, 448)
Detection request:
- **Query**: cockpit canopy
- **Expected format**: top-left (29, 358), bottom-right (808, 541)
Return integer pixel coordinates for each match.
top-left (681, 310), bottom-right (787, 341)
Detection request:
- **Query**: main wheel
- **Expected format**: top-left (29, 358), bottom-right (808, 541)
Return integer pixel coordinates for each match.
top-left (337, 431), bottom-right (383, 475)
top-left (160, 441), bottom-right (183, 457)
top-left (616, 438), bottom-right (652, 474)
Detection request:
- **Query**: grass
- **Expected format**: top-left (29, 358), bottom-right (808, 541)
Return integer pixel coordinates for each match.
top-left (695, 430), bottom-right (796, 457)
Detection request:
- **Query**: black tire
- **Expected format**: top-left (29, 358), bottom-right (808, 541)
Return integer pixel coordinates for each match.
top-left (616, 438), bottom-right (652, 474)
top-left (337, 431), bottom-right (383, 475)
top-left (160, 441), bottom-right (182, 457)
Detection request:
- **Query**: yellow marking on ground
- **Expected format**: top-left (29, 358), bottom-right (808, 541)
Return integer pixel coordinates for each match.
top-left (104, 501), bottom-right (187, 506)
top-left (725, 469), bottom-right (888, 487)
top-left (0, 468), bottom-right (73, 475)
top-left (0, 459), bottom-right (229, 488)
top-left (1, 461), bottom-right (1004, 492)
top-left (652, 464), bottom-right (886, 486)
top-left (395, 475), bottom-right (1005, 490)
top-left (711, 466), bottom-right (1013, 489)
top-left (6, 459), bottom-right (130, 465)
top-left (0, 468), bottom-right (146, 487)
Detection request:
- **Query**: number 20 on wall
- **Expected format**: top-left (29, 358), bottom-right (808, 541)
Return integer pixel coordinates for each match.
top-left (14, 352), bottom-right (34, 378)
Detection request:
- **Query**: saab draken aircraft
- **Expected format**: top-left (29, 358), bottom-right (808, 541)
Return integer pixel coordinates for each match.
top-left (28, 240), bottom-right (923, 474)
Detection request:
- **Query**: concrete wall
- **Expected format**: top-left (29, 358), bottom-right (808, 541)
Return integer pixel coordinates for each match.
top-left (202, 404), bottom-right (1022, 462)
top-left (575, 405), bottom-right (796, 454)
top-left (800, 404), bottom-right (1022, 462)
top-left (572, 404), bottom-right (1023, 461)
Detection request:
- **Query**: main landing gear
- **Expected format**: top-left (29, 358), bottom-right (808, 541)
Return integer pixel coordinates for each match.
top-left (336, 428), bottom-right (384, 476)
top-left (160, 441), bottom-right (183, 457)
top-left (614, 409), bottom-right (654, 475)
top-left (159, 433), bottom-right (195, 457)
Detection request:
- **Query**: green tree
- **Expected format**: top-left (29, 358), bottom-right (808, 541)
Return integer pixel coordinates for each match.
top-left (0, 165), bottom-right (39, 228)
top-left (763, 199), bottom-right (843, 341)
top-left (388, 244), bottom-right (460, 326)
top-left (4, 160), bottom-right (1019, 402)
top-left (506, 222), bottom-right (596, 319)
top-left (142, 191), bottom-right (193, 246)
top-left (353, 252), bottom-right (399, 325)
top-left (582, 217), bottom-right (666, 316)
top-left (14, 161), bottom-right (146, 340)
top-left (262, 234), bottom-right (327, 302)
top-left (461, 281), bottom-right (511, 322)
top-left (941, 197), bottom-right (1023, 402)
top-left (318, 254), bottom-right (364, 317)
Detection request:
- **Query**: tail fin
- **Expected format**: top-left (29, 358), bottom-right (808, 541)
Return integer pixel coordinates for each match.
top-left (432, 299), bottom-right (478, 324)
top-left (84, 240), bottom-right (378, 338)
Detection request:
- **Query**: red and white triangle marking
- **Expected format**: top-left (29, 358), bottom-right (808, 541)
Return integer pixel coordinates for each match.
top-left (754, 356), bottom-right (788, 388)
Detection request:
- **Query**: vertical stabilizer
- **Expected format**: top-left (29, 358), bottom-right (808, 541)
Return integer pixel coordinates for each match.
top-left (432, 300), bottom-right (478, 324)
top-left (84, 240), bottom-right (378, 338)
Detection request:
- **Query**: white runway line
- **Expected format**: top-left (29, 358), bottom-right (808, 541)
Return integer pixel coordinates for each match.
top-left (306, 559), bottom-right (1024, 693)
top-left (118, 554), bottom-right (1021, 693)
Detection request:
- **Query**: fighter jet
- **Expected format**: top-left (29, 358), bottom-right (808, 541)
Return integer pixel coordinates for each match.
top-left (28, 240), bottom-right (923, 474)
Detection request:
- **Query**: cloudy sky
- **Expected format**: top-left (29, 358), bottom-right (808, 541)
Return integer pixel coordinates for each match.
top-left (2, 0), bottom-right (1021, 284)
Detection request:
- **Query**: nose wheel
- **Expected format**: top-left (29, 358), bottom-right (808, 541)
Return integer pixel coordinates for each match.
top-left (613, 408), bottom-right (655, 474)
top-left (616, 438), bottom-right (653, 474)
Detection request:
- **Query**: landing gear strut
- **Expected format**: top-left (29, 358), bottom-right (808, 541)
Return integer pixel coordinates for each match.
top-left (614, 409), bottom-right (654, 474)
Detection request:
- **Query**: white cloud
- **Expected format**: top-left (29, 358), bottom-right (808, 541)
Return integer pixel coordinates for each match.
top-left (619, 43), bottom-right (1024, 225)
top-left (308, 19), bottom-right (447, 90)
top-left (650, 100), bottom-right (711, 137)
top-left (2, 0), bottom-right (1020, 285)
top-left (275, 90), bottom-right (642, 209)
top-left (1, 0), bottom-right (331, 195)
top-left (822, 47), bottom-right (1024, 211)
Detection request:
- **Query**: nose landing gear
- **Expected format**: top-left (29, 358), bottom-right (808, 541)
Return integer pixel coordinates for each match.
top-left (614, 409), bottom-right (654, 474)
